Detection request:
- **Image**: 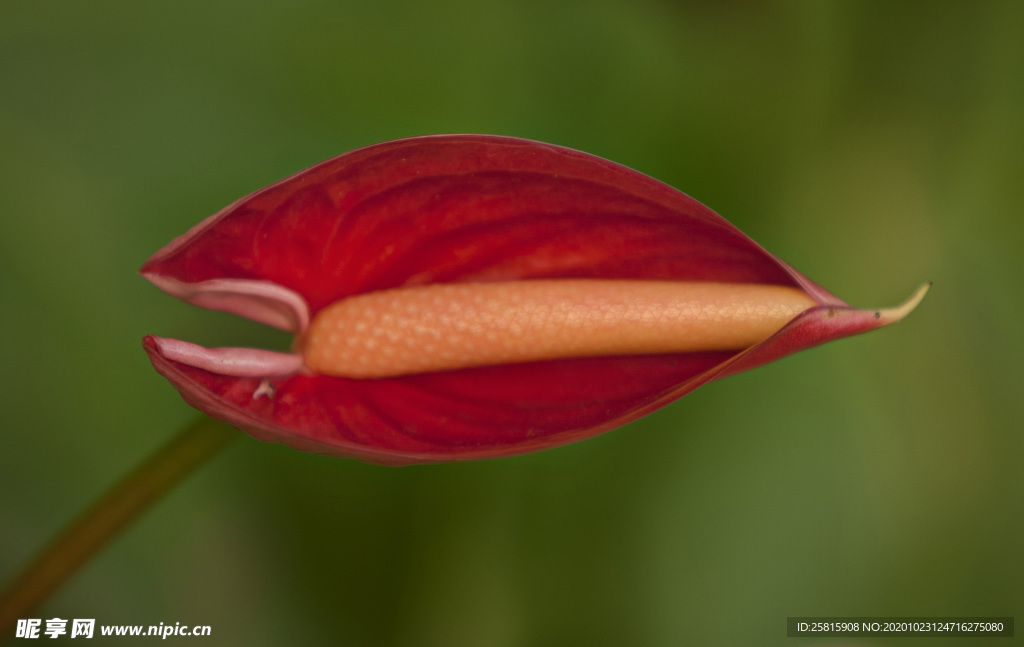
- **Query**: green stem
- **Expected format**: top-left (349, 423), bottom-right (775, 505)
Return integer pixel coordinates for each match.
top-left (0, 416), bottom-right (237, 638)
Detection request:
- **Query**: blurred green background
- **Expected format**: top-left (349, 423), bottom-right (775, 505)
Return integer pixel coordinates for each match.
top-left (2, 1), bottom-right (1021, 645)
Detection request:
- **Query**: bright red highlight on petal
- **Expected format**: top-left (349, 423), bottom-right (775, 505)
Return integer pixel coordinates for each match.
top-left (141, 135), bottom-right (927, 465)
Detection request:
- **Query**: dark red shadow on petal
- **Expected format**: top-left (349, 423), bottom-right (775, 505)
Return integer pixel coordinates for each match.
top-left (145, 335), bottom-right (733, 464)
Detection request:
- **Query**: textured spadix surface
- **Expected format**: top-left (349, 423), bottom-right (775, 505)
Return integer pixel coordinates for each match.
top-left (142, 134), bottom-right (926, 465)
top-left (303, 280), bottom-right (820, 378)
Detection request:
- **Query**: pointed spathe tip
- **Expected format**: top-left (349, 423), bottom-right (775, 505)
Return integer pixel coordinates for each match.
top-left (876, 282), bottom-right (931, 325)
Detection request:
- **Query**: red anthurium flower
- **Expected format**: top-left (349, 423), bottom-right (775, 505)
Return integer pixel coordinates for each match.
top-left (141, 134), bottom-right (927, 465)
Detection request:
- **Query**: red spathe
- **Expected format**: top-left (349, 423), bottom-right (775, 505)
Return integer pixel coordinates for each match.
top-left (141, 134), bottom-right (925, 465)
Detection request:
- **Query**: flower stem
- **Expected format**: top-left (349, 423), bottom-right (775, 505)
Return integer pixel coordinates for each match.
top-left (0, 416), bottom-right (237, 637)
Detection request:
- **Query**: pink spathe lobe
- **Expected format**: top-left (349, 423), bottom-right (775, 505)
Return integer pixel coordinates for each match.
top-left (141, 134), bottom-right (926, 465)
top-left (149, 337), bottom-right (305, 378)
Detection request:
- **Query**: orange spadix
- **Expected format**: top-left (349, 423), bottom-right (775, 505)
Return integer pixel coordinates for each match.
top-left (303, 280), bottom-right (819, 378)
